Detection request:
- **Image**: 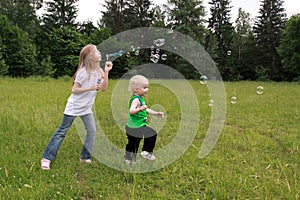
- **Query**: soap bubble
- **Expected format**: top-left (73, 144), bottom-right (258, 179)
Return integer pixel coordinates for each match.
top-left (135, 50), bottom-right (140, 56)
top-left (153, 38), bottom-right (165, 47)
top-left (230, 96), bottom-right (237, 104)
top-left (150, 54), bottom-right (160, 63)
top-left (130, 45), bottom-right (135, 51)
top-left (199, 75), bottom-right (208, 84)
top-left (208, 99), bottom-right (214, 107)
top-left (125, 52), bottom-right (131, 57)
top-left (161, 54), bottom-right (168, 61)
top-left (256, 86), bottom-right (264, 94)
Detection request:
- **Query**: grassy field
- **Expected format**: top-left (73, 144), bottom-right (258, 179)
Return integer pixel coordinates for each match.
top-left (0, 77), bottom-right (299, 199)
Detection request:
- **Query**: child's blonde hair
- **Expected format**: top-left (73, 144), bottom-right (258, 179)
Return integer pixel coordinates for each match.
top-left (72, 44), bottom-right (103, 84)
top-left (128, 75), bottom-right (149, 92)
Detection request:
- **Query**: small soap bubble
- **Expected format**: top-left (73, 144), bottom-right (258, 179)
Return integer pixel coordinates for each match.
top-left (230, 96), bottom-right (237, 104)
top-left (161, 54), bottom-right (168, 61)
top-left (125, 52), bottom-right (131, 57)
top-left (208, 99), bottom-right (214, 107)
top-left (153, 38), bottom-right (165, 47)
top-left (118, 50), bottom-right (124, 55)
top-left (167, 29), bottom-right (174, 34)
top-left (199, 75), bottom-right (208, 84)
top-left (150, 54), bottom-right (160, 63)
top-left (227, 50), bottom-right (231, 56)
top-left (135, 50), bottom-right (140, 56)
top-left (130, 45), bottom-right (135, 51)
top-left (155, 48), bottom-right (160, 54)
top-left (150, 46), bottom-right (155, 51)
top-left (256, 86), bottom-right (264, 94)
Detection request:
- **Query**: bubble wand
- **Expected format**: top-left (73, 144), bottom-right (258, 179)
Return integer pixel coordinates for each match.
top-left (105, 50), bottom-right (124, 61)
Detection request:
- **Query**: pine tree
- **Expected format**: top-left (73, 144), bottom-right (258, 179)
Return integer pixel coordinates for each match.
top-left (278, 14), bottom-right (300, 81)
top-left (42, 0), bottom-right (79, 29)
top-left (0, 15), bottom-right (38, 77)
top-left (123, 0), bottom-right (155, 28)
top-left (166, 0), bottom-right (206, 43)
top-left (253, 0), bottom-right (287, 81)
top-left (101, 0), bottom-right (157, 35)
top-left (230, 8), bottom-right (253, 80)
top-left (0, 0), bottom-right (42, 39)
top-left (0, 36), bottom-right (8, 76)
top-left (100, 0), bottom-right (129, 34)
top-left (207, 0), bottom-right (235, 80)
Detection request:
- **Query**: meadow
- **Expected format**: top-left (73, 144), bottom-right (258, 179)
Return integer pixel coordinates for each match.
top-left (0, 77), bottom-right (299, 199)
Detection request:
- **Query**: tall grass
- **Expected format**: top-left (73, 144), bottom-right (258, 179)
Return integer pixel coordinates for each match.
top-left (0, 78), bottom-right (299, 199)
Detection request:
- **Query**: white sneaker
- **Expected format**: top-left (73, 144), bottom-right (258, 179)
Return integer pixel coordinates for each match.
top-left (80, 158), bottom-right (92, 164)
top-left (124, 159), bottom-right (132, 166)
top-left (140, 151), bottom-right (156, 161)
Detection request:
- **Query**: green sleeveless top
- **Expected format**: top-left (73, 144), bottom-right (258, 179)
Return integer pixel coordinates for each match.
top-left (126, 95), bottom-right (147, 128)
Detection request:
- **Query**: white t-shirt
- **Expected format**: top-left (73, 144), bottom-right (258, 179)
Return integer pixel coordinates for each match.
top-left (64, 68), bottom-right (101, 116)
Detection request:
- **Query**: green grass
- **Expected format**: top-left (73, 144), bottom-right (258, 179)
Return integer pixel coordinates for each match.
top-left (0, 77), bottom-right (299, 199)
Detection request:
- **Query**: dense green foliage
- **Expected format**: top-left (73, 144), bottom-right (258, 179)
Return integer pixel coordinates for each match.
top-left (0, 0), bottom-right (299, 81)
top-left (207, 0), bottom-right (234, 80)
top-left (0, 78), bottom-right (299, 199)
top-left (253, 0), bottom-right (287, 81)
top-left (278, 14), bottom-right (300, 81)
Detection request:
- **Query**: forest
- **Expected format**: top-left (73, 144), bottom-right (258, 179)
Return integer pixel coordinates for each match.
top-left (0, 0), bottom-right (299, 81)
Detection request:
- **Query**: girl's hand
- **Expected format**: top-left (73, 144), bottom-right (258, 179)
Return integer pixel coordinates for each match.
top-left (91, 84), bottom-right (100, 91)
top-left (104, 61), bottom-right (113, 72)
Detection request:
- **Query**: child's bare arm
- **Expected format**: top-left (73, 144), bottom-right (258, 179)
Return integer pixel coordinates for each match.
top-left (146, 108), bottom-right (164, 118)
top-left (72, 82), bottom-right (98, 94)
top-left (99, 61), bottom-right (113, 92)
top-left (129, 99), bottom-right (148, 114)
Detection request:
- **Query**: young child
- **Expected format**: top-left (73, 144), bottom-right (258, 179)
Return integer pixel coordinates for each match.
top-left (124, 75), bottom-right (164, 164)
top-left (41, 44), bottom-right (113, 170)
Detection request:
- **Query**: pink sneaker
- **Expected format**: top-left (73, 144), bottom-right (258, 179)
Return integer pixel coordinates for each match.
top-left (41, 158), bottom-right (51, 170)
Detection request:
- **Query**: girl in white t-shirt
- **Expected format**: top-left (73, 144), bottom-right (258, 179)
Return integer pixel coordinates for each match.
top-left (41, 44), bottom-right (113, 170)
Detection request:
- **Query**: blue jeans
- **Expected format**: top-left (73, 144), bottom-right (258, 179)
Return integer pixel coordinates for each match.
top-left (42, 114), bottom-right (96, 161)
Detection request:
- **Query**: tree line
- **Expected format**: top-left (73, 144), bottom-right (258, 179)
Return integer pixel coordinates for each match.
top-left (0, 0), bottom-right (299, 81)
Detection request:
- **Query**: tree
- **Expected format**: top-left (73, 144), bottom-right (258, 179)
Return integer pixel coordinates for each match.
top-left (88, 28), bottom-right (112, 45)
top-left (151, 5), bottom-right (167, 28)
top-left (166, 0), bottom-right (206, 43)
top-left (0, 36), bottom-right (8, 76)
top-left (0, 0), bottom-right (42, 39)
top-left (123, 0), bottom-right (155, 28)
top-left (230, 8), bottom-right (253, 80)
top-left (253, 0), bottom-right (287, 81)
top-left (100, 0), bottom-right (129, 34)
top-left (42, 0), bottom-right (79, 30)
top-left (278, 14), bottom-right (300, 81)
top-left (78, 20), bottom-right (97, 37)
top-left (207, 0), bottom-right (235, 80)
top-left (163, 0), bottom-right (207, 79)
top-left (235, 8), bottom-right (252, 37)
top-left (101, 0), bottom-right (157, 34)
top-left (0, 15), bottom-right (38, 77)
top-left (46, 27), bottom-right (86, 77)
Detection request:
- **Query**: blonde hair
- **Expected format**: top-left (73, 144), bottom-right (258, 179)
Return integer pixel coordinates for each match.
top-left (72, 44), bottom-right (103, 83)
top-left (128, 75), bottom-right (149, 92)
